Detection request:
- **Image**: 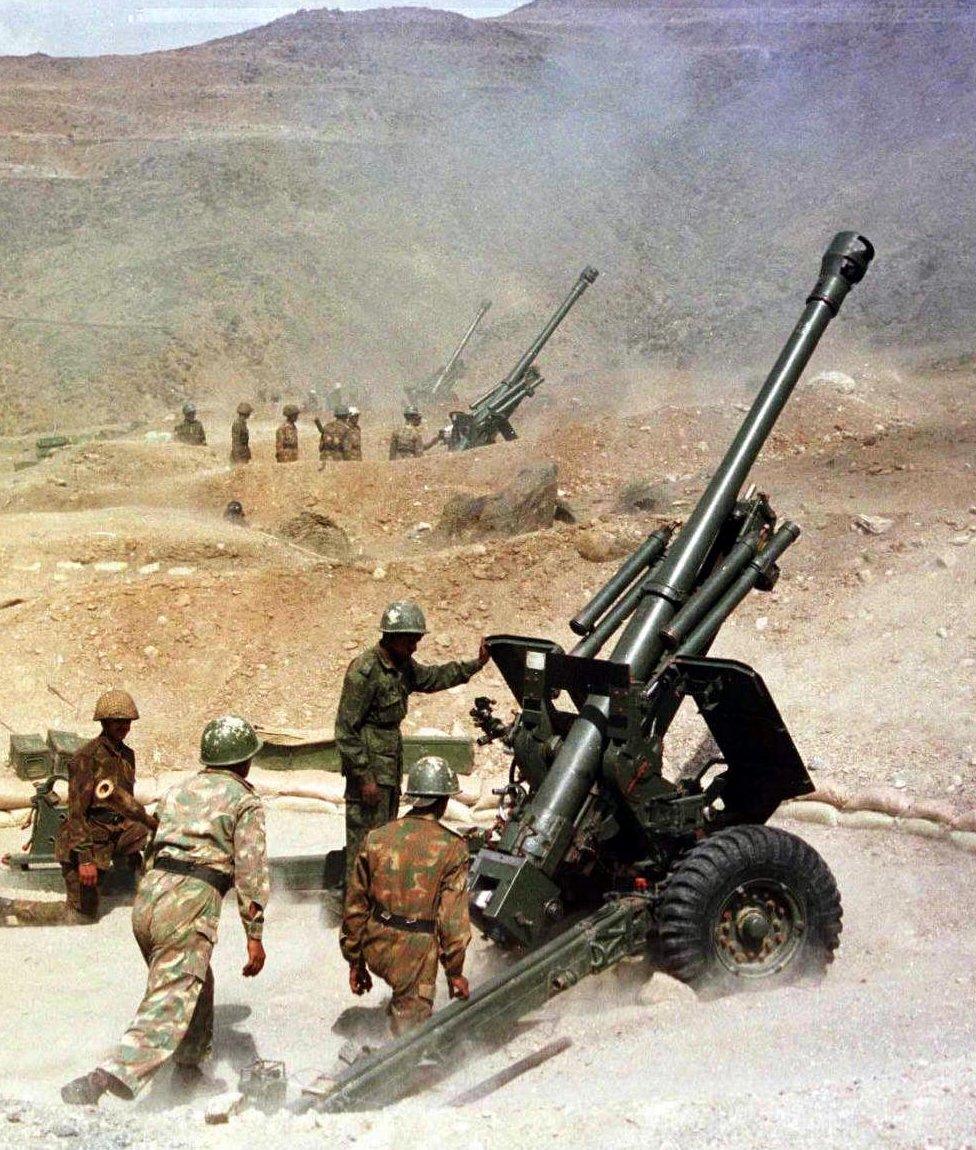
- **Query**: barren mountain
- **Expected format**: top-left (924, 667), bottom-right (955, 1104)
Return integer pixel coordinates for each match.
top-left (0, 0), bottom-right (973, 431)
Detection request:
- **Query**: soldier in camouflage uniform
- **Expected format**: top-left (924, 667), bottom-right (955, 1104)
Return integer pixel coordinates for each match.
top-left (174, 402), bottom-right (207, 446)
top-left (341, 756), bottom-right (471, 1034)
top-left (54, 690), bottom-right (158, 922)
top-left (335, 600), bottom-right (488, 883)
top-left (317, 403), bottom-right (355, 464)
top-left (231, 401), bottom-right (253, 464)
top-left (388, 405), bottom-right (425, 460)
top-left (61, 715), bottom-right (270, 1106)
top-left (275, 404), bottom-right (300, 463)
top-left (346, 406), bottom-right (363, 461)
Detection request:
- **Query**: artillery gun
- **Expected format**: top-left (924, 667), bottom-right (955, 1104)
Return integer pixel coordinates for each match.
top-left (447, 267), bottom-right (598, 451)
top-left (311, 232), bottom-right (874, 1113)
top-left (406, 299), bottom-right (492, 407)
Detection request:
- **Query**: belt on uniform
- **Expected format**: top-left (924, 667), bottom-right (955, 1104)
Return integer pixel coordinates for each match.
top-left (89, 807), bottom-right (125, 825)
top-left (371, 901), bottom-right (434, 934)
top-left (153, 855), bottom-right (234, 896)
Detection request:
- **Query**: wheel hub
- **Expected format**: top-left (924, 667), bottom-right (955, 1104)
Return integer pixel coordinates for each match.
top-left (713, 880), bottom-right (805, 978)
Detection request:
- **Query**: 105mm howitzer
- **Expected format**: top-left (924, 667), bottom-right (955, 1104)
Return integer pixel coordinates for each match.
top-left (407, 299), bottom-right (492, 407)
top-left (447, 267), bottom-right (598, 451)
top-left (312, 232), bottom-right (873, 1114)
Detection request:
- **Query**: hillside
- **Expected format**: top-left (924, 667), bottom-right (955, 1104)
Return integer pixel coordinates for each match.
top-left (0, 1), bottom-right (973, 431)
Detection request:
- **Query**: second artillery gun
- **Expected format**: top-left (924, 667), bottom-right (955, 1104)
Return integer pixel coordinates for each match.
top-left (310, 232), bottom-right (874, 1113)
top-left (406, 299), bottom-right (492, 408)
top-left (447, 266), bottom-right (598, 451)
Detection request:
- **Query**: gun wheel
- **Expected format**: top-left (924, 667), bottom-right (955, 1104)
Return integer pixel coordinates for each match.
top-left (656, 825), bottom-right (842, 997)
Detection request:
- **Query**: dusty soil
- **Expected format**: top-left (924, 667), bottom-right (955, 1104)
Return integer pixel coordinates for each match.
top-left (0, 813), bottom-right (974, 1149)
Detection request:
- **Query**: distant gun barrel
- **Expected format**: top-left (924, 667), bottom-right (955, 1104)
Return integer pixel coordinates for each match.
top-left (430, 300), bottom-right (492, 400)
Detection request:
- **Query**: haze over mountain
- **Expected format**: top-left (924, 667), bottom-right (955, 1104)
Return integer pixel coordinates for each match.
top-left (0, 0), bottom-right (972, 430)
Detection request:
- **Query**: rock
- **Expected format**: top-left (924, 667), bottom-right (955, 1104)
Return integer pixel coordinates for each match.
top-left (853, 514), bottom-right (893, 535)
top-left (278, 510), bottom-right (352, 559)
top-left (167, 566), bottom-right (195, 576)
top-left (205, 1091), bottom-right (246, 1125)
top-left (554, 496), bottom-right (583, 524)
top-left (937, 552), bottom-right (958, 569)
top-left (94, 561), bottom-right (128, 573)
top-left (638, 973), bottom-right (697, 1008)
top-left (811, 370), bottom-right (858, 394)
top-left (575, 526), bottom-right (642, 563)
top-left (936, 626), bottom-right (949, 639)
top-left (372, 566), bottom-right (387, 580)
top-left (856, 568), bottom-right (875, 585)
top-left (615, 477), bottom-right (676, 516)
top-left (437, 462), bottom-right (558, 540)
top-left (143, 645), bottom-right (158, 659)
top-left (406, 522), bottom-right (432, 542)
top-left (755, 616), bottom-right (769, 632)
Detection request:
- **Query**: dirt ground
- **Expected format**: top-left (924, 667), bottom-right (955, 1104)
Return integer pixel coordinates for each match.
top-left (0, 813), bottom-right (974, 1149)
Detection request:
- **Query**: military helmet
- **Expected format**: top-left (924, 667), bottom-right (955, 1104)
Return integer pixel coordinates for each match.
top-left (380, 600), bottom-right (427, 635)
top-left (200, 715), bottom-right (263, 767)
top-left (224, 499), bottom-right (244, 518)
top-left (237, 401), bottom-right (254, 416)
top-left (182, 401), bottom-right (196, 418)
top-left (283, 404), bottom-right (300, 419)
top-left (93, 689), bottom-right (139, 721)
top-left (334, 404), bottom-right (351, 419)
top-left (405, 755), bottom-right (460, 802)
top-left (404, 404), bottom-right (421, 421)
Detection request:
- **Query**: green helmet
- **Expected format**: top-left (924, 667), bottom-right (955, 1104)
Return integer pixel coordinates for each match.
top-left (405, 755), bottom-right (460, 802)
top-left (380, 600), bottom-right (427, 635)
top-left (200, 715), bottom-right (263, 767)
top-left (182, 402), bottom-right (196, 418)
top-left (404, 404), bottom-right (421, 421)
top-left (283, 403), bottom-right (300, 419)
top-left (334, 403), bottom-right (351, 419)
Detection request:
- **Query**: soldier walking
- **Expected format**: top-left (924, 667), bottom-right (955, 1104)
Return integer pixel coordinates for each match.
top-left (341, 756), bottom-right (471, 1035)
top-left (174, 402), bottom-right (207, 446)
top-left (231, 402), bottom-right (254, 464)
top-left (61, 715), bottom-right (270, 1106)
top-left (316, 403), bottom-right (355, 464)
top-left (335, 601), bottom-right (488, 883)
top-left (54, 690), bottom-right (157, 922)
top-left (275, 404), bottom-right (300, 463)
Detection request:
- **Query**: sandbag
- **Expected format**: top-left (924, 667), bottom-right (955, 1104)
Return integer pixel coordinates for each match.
top-left (894, 816), bottom-right (947, 841)
top-left (949, 830), bottom-right (976, 854)
top-left (844, 786), bottom-right (912, 817)
top-left (837, 809), bottom-right (895, 832)
top-left (780, 801), bottom-right (838, 827)
top-left (908, 799), bottom-right (960, 826)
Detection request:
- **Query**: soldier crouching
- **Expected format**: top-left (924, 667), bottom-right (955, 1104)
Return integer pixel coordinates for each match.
top-left (53, 690), bottom-right (158, 922)
top-left (61, 715), bottom-right (270, 1106)
top-left (340, 756), bottom-right (471, 1035)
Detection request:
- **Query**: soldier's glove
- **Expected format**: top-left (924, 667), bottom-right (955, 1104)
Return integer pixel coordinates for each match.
top-left (78, 862), bottom-right (99, 887)
top-left (350, 962), bottom-right (373, 996)
top-left (243, 938), bottom-right (266, 978)
top-left (448, 975), bottom-right (470, 1001)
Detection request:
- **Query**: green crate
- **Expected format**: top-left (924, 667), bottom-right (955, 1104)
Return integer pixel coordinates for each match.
top-left (8, 734), bottom-right (52, 781)
top-left (46, 729), bottom-right (86, 773)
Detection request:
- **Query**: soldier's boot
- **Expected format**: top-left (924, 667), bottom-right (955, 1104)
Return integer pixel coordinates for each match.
top-left (61, 1068), bottom-right (130, 1106)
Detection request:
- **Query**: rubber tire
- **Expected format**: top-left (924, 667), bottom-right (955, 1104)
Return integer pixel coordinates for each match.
top-left (657, 825), bottom-right (842, 997)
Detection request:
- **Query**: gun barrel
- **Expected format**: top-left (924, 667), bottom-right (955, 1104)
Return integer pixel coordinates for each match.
top-left (514, 232), bottom-right (873, 874)
top-left (675, 522), bottom-right (801, 656)
top-left (658, 530), bottom-right (762, 650)
top-left (570, 529), bottom-right (672, 636)
top-left (431, 300), bottom-right (492, 399)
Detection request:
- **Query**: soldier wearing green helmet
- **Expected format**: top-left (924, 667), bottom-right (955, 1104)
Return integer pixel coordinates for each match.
top-left (275, 403), bottom-right (300, 463)
top-left (316, 403), bottom-right (356, 464)
top-left (341, 755), bottom-right (472, 1035)
top-left (335, 601), bottom-right (489, 884)
top-left (174, 402), bottom-right (207, 446)
top-left (62, 715), bottom-right (270, 1107)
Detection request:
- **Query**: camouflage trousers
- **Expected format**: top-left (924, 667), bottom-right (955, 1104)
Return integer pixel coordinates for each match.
top-left (100, 870), bottom-right (221, 1098)
top-left (62, 820), bottom-right (149, 920)
top-left (344, 784), bottom-right (400, 884)
top-left (361, 921), bottom-right (439, 1036)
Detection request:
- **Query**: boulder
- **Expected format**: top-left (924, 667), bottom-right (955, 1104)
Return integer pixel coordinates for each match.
top-left (278, 509), bottom-right (351, 559)
top-left (615, 477), bottom-right (676, 516)
top-left (437, 462), bottom-right (558, 540)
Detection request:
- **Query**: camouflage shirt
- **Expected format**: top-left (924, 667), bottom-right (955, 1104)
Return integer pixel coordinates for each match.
top-left (149, 768), bottom-right (270, 940)
top-left (318, 418), bottom-right (354, 462)
top-left (275, 420), bottom-right (299, 462)
top-left (347, 424), bottom-right (362, 461)
top-left (231, 416), bottom-right (251, 462)
top-left (336, 643), bottom-right (482, 787)
top-left (174, 418), bottom-right (206, 446)
top-left (340, 811), bottom-right (471, 978)
top-left (54, 734), bottom-right (153, 867)
top-left (388, 424), bottom-right (424, 460)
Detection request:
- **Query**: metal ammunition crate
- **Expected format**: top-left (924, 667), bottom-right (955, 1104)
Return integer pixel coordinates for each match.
top-left (8, 735), bottom-right (51, 781)
top-left (46, 729), bottom-right (85, 773)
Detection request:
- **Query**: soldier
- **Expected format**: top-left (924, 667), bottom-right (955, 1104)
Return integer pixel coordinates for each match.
top-left (53, 690), bottom-right (158, 922)
top-left (61, 715), bottom-right (270, 1106)
top-left (335, 600), bottom-right (488, 883)
top-left (275, 404), bottom-right (300, 463)
top-left (316, 403), bottom-right (355, 464)
top-left (231, 402), bottom-right (253, 464)
top-left (340, 756), bottom-right (471, 1035)
top-left (174, 402), bottom-right (207, 446)
top-left (304, 387), bottom-right (321, 413)
top-left (223, 499), bottom-right (246, 525)
top-left (346, 406), bottom-right (363, 461)
top-left (388, 405), bottom-right (425, 460)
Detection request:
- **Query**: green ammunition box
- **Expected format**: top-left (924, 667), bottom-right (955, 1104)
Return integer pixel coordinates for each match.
top-left (8, 734), bottom-right (52, 781)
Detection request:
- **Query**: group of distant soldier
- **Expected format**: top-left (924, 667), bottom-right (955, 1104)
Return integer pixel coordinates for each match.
top-left (171, 399), bottom-right (446, 466)
top-left (34, 599), bottom-right (490, 1107)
